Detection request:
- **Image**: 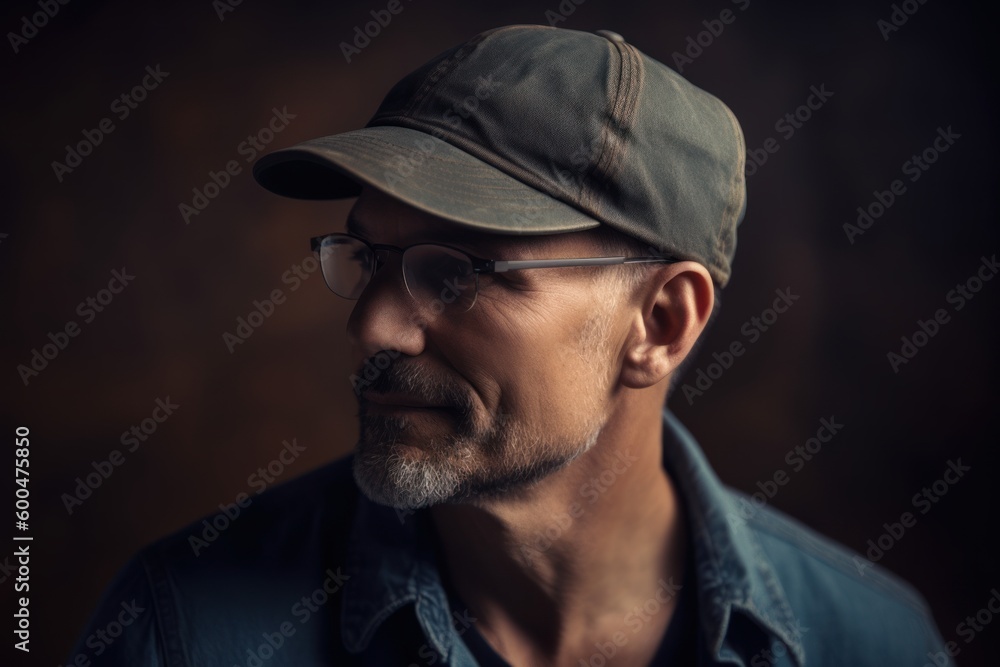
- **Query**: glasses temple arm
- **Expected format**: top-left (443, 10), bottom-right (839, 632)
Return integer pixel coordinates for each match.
top-left (487, 256), bottom-right (676, 273)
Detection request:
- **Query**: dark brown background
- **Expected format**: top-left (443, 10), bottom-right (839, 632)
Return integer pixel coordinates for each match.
top-left (2, 0), bottom-right (998, 665)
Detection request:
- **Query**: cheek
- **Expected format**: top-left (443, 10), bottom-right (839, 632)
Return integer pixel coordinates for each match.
top-left (443, 291), bottom-right (610, 425)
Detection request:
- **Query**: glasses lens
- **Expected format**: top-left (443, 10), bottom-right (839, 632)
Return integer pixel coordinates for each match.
top-left (402, 245), bottom-right (478, 312)
top-left (318, 235), bottom-right (373, 299)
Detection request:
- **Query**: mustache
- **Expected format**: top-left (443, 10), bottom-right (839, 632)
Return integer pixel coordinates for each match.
top-left (355, 355), bottom-right (473, 413)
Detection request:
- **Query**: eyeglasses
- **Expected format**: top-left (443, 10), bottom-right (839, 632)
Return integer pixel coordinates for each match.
top-left (308, 232), bottom-right (678, 312)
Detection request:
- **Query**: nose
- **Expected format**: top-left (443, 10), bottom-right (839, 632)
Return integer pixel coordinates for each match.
top-left (345, 250), bottom-right (427, 364)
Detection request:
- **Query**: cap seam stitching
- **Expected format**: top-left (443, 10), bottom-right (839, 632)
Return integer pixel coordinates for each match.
top-left (604, 41), bottom-right (644, 212)
top-left (584, 39), bottom-right (643, 219)
top-left (581, 40), bottom-right (625, 214)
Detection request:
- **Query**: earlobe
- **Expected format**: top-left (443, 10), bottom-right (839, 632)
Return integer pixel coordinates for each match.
top-left (618, 263), bottom-right (714, 390)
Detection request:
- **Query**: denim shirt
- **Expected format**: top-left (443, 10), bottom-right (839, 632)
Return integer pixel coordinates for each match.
top-left (69, 409), bottom-right (952, 666)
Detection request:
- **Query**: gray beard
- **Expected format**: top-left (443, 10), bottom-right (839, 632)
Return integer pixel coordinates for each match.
top-left (352, 407), bottom-right (603, 510)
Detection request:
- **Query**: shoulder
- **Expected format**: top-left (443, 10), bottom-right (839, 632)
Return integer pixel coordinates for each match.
top-left (154, 451), bottom-right (359, 565)
top-left (69, 454), bottom-right (360, 666)
top-left (729, 487), bottom-right (953, 666)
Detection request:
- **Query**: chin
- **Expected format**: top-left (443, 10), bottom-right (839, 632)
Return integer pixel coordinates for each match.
top-left (352, 444), bottom-right (466, 510)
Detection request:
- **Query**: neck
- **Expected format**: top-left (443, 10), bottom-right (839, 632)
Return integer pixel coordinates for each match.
top-left (428, 394), bottom-right (688, 664)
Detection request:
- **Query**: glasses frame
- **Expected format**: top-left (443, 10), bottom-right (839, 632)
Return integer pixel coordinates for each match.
top-left (308, 231), bottom-right (680, 304)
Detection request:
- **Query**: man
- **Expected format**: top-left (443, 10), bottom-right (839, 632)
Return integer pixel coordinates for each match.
top-left (71, 25), bottom-right (950, 666)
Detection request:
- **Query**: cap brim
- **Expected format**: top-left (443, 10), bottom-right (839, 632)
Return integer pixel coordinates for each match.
top-left (252, 125), bottom-right (601, 235)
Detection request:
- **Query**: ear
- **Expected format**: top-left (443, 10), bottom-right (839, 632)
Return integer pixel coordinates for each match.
top-left (619, 262), bottom-right (714, 390)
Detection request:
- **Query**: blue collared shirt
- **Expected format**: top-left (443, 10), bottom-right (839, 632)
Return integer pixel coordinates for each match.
top-left (69, 409), bottom-right (952, 666)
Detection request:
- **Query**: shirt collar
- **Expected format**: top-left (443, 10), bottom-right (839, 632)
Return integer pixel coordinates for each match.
top-left (660, 408), bottom-right (806, 667)
top-left (341, 408), bottom-right (805, 667)
top-left (340, 496), bottom-right (456, 656)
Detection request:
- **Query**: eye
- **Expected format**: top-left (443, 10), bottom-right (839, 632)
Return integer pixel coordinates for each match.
top-left (427, 254), bottom-right (471, 284)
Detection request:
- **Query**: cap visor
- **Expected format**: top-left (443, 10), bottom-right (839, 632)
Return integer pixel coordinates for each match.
top-left (252, 125), bottom-right (600, 234)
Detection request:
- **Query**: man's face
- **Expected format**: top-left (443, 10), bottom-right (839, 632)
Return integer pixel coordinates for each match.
top-left (347, 187), bottom-right (633, 509)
